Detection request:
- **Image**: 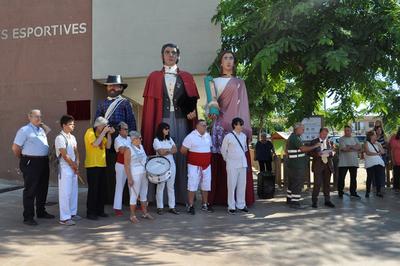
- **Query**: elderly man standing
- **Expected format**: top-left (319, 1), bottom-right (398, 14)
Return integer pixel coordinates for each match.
top-left (12, 109), bottom-right (55, 225)
top-left (286, 123), bottom-right (320, 209)
top-left (309, 127), bottom-right (335, 208)
top-left (338, 125), bottom-right (361, 198)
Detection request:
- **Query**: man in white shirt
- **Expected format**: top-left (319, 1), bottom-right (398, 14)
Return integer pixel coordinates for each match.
top-left (113, 122), bottom-right (131, 216)
top-left (338, 125), bottom-right (361, 198)
top-left (181, 120), bottom-right (213, 215)
top-left (221, 117), bottom-right (249, 214)
top-left (55, 115), bottom-right (80, 226)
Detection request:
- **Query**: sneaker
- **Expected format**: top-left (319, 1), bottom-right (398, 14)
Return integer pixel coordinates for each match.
top-left (286, 197), bottom-right (292, 204)
top-left (228, 209), bottom-right (236, 215)
top-left (312, 202), bottom-right (318, 208)
top-left (187, 205), bottom-right (195, 215)
top-left (376, 192), bottom-right (384, 198)
top-left (71, 215), bottom-right (82, 221)
top-left (23, 219), bottom-right (38, 226)
top-left (168, 208), bottom-right (180, 215)
top-left (156, 208), bottom-right (163, 215)
top-left (142, 213), bottom-right (154, 220)
top-left (238, 207), bottom-right (249, 213)
top-left (59, 219), bottom-right (76, 226)
top-left (350, 193), bottom-right (361, 199)
top-left (37, 212), bottom-right (55, 219)
top-left (324, 201), bottom-right (335, 208)
top-left (114, 209), bottom-right (123, 217)
top-left (201, 204), bottom-right (214, 213)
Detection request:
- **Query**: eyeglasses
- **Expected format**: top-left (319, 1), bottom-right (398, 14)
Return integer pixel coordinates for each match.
top-left (199, 124), bottom-right (207, 127)
top-left (164, 50), bottom-right (178, 56)
top-left (164, 128), bottom-right (170, 130)
top-left (121, 128), bottom-right (128, 130)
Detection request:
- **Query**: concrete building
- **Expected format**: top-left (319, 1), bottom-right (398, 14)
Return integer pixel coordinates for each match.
top-left (0, 0), bottom-right (220, 181)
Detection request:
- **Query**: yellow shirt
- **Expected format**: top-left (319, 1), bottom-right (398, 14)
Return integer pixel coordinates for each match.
top-left (84, 128), bottom-right (107, 168)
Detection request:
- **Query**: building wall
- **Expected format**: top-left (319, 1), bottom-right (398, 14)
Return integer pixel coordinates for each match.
top-left (92, 0), bottom-right (221, 79)
top-left (0, 0), bottom-right (92, 181)
top-left (0, 0), bottom-right (220, 182)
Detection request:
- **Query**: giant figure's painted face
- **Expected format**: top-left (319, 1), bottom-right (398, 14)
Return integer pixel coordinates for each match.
top-left (106, 84), bottom-right (123, 97)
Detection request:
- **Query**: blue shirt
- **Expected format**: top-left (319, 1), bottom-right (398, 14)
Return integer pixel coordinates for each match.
top-left (13, 123), bottom-right (49, 156)
top-left (95, 98), bottom-right (136, 131)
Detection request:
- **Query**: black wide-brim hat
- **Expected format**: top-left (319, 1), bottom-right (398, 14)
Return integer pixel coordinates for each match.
top-left (103, 75), bottom-right (128, 89)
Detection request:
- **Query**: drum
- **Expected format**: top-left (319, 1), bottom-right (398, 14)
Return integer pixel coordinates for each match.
top-left (145, 156), bottom-right (171, 184)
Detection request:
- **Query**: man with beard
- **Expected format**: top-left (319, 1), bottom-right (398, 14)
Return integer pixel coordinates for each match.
top-left (95, 75), bottom-right (136, 205)
top-left (141, 43), bottom-right (199, 204)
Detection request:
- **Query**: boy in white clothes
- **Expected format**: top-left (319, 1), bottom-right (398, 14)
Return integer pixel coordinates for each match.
top-left (113, 122), bottom-right (131, 216)
top-left (55, 115), bottom-right (80, 225)
top-left (221, 117), bottom-right (249, 214)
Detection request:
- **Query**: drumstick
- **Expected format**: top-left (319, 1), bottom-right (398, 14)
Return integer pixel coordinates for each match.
top-left (77, 174), bottom-right (86, 185)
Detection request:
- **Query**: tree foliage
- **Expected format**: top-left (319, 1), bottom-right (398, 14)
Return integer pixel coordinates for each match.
top-left (212, 0), bottom-right (400, 132)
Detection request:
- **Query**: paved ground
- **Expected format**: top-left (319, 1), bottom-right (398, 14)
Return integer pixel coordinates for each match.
top-left (1, 172), bottom-right (400, 266)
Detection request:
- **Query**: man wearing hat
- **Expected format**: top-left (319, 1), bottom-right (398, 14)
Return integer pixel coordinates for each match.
top-left (286, 123), bottom-right (320, 209)
top-left (141, 43), bottom-right (199, 204)
top-left (95, 75), bottom-right (137, 205)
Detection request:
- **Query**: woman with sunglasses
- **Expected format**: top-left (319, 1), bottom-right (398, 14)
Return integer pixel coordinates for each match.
top-left (153, 123), bottom-right (179, 215)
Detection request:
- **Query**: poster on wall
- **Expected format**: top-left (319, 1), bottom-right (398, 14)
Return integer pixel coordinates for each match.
top-left (301, 116), bottom-right (323, 142)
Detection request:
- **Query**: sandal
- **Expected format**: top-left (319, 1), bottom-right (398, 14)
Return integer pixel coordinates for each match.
top-left (129, 215), bottom-right (139, 223)
top-left (142, 213), bottom-right (154, 220)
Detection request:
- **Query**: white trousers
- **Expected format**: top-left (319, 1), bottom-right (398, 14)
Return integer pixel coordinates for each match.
top-left (156, 163), bottom-right (176, 208)
top-left (187, 164), bottom-right (211, 192)
top-left (113, 162), bottom-right (127, 210)
top-left (226, 167), bottom-right (247, 210)
top-left (58, 166), bottom-right (78, 221)
top-left (129, 172), bottom-right (148, 205)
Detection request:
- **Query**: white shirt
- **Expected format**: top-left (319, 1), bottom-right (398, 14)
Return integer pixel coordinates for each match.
top-left (364, 142), bottom-right (385, 168)
top-left (129, 144), bottom-right (147, 173)
top-left (153, 138), bottom-right (176, 164)
top-left (182, 130), bottom-right (212, 153)
top-left (338, 136), bottom-right (360, 167)
top-left (55, 131), bottom-right (77, 168)
top-left (164, 65), bottom-right (178, 111)
top-left (221, 131), bottom-right (248, 169)
top-left (213, 77), bottom-right (231, 97)
top-left (114, 135), bottom-right (131, 153)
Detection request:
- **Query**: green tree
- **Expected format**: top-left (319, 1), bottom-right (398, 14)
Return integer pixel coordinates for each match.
top-left (212, 0), bottom-right (400, 131)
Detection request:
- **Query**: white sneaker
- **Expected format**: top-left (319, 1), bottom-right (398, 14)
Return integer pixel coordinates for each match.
top-left (71, 215), bottom-right (82, 221)
top-left (59, 219), bottom-right (76, 226)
